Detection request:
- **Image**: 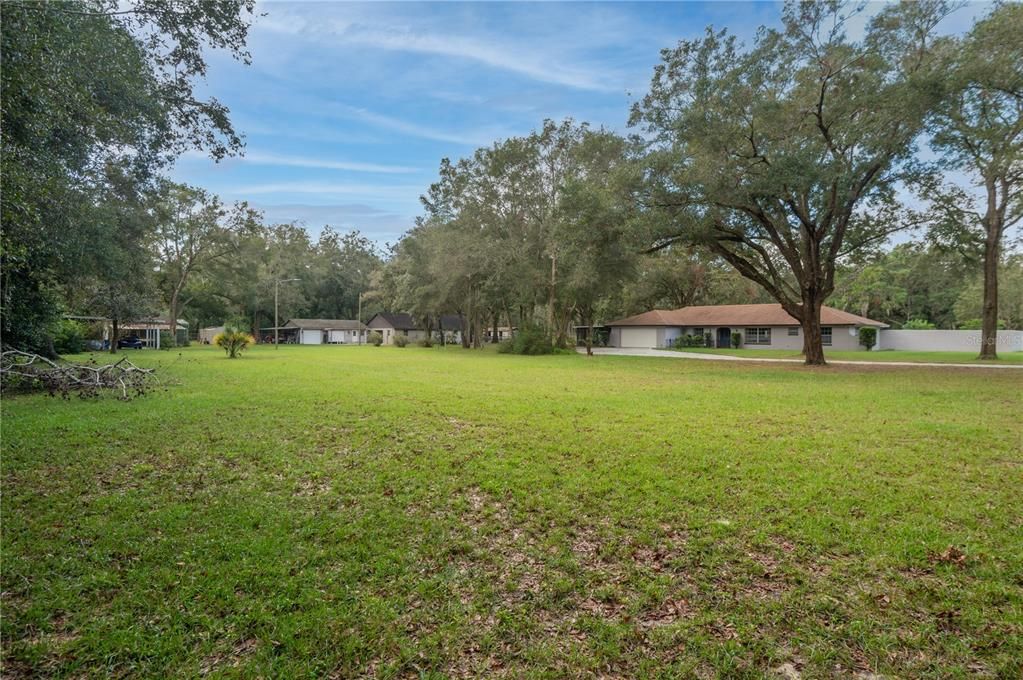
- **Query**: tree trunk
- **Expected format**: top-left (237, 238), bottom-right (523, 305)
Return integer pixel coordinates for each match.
top-left (168, 288), bottom-right (181, 348)
top-left (979, 184), bottom-right (1001, 360)
top-left (584, 310), bottom-right (594, 356)
top-left (110, 318), bottom-right (119, 354)
top-left (491, 312), bottom-right (499, 344)
top-left (460, 302), bottom-right (470, 349)
top-left (554, 306), bottom-right (573, 348)
top-left (799, 295), bottom-right (826, 366)
top-left (43, 335), bottom-right (58, 360)
top-left (547, 253), bottom-right (557, 342)
top-left (504, 304), bottom-right (514, 340)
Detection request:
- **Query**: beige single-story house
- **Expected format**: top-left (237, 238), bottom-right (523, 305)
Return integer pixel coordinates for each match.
top-left (366, 313), bottom-right (427, 345)
top-left (607, 304), bottom-right (887, 350)
top-left (272, 318), bottom-right (368, 345)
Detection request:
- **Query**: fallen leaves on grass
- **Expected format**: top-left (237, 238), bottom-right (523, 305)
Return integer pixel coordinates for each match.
top-left (930, 545), bottom-right (968, 567)
top-left (637, 598), bottom-right (691, 628)
top-left (199, 638), bottom-right (259, 675)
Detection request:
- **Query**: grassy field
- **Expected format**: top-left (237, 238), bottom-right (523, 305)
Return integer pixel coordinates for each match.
top-left (3, 345), bottom-right (1021, 678)
top-left (665, 347), bottom-right (1023, 364)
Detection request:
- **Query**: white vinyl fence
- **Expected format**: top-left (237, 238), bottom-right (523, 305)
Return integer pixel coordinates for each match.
top-left (876, 329), bottom-right (1023, 353)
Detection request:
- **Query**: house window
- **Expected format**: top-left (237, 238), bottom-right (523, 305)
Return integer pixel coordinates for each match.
top-left (822, 327), bottom-right (833, 346)
top-left (788, 327), bottom-right (799, 336)
top-left (745, 327), bottom-right (771, 345)
top-left (692, 327), bottom-right (703, 337)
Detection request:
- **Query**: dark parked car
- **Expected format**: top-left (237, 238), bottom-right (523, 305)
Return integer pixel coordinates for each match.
top-left (117, 335), bottom-right (143, 349)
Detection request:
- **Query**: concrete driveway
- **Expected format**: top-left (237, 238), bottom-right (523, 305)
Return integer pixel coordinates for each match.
top-left (578, 347), bottom-right (1023, 369)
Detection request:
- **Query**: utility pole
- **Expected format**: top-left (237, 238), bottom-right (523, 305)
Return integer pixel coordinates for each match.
top-left (357, 291), bottom-right (363, 345)
top-left (274, 278), bottom-right (300, 349)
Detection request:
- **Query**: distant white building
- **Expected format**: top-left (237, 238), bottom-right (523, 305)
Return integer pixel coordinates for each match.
top-left (270, 319), bottom-right (368, 345)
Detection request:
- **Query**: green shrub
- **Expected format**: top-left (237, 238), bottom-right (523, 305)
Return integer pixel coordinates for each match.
top-left (159, 330), bottom-right (173, 350)
top-left (496, 338), bottom-right (514, 353)
top-left (958, 318), bottom-right (1005, 330)
top-left (417, 337), bottom-right (434, 348)
top-left (903, 318), bottom-right (936, 330)
top-left (672, 334), bottom-right (706, 349)
top-left (501, 327), bottom-right (552, 355)
top-left (858, 327), bottom-right (877, 350)
top-left (731, 331), bottom-right (742, 349)
top-left (368, 331), bottom-right (383, 346)
top-left (53, 319), bottom-right (87, 355)
top-left (393, 334), bottom-right (408, 347)
top-left (704, 332), bottom-right (713, 347)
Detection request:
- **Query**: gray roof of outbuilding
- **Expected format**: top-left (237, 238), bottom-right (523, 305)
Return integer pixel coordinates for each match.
top-left (282, 318), bottom-right (367, 331)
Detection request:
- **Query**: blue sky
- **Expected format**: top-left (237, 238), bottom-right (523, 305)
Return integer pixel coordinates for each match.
top-left (172, 1), bottom-right (987, 246)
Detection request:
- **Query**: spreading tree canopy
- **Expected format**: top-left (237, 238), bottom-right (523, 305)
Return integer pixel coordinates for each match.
top-left (1, 0), bottom-right (255, 352)
top-left (631, 0), bottom-right (951, 364)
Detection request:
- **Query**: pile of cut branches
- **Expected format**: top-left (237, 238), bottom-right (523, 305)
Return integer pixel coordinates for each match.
top-left (1, 350), bottom-right (160, 400)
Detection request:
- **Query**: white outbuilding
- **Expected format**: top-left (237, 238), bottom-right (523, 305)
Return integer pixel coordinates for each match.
top-left (274, 319), bottom-right (369, 345)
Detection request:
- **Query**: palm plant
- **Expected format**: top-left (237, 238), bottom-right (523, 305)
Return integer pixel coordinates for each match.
top-left (213, 327), bottom-right (255, 358)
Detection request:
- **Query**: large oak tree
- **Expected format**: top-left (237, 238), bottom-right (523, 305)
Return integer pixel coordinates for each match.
top-left (631, 0), bottom-right (950, 364)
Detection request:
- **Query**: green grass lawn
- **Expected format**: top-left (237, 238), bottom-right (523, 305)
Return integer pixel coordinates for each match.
top-left (665, 346), bottom-right (1023, 364)
top-left (3, 345), bottom-right (1021, 678)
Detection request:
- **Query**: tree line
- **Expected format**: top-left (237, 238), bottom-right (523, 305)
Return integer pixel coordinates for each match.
top-left (376, 0), bottom-right (1022, 362)
top-left (0, 1), bottom-right (385, 352)
top-left (2, 1), bottom-right (1020, 363)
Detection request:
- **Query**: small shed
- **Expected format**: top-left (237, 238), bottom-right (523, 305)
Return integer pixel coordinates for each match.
top-left (199, 326), bottom-right (225, 344)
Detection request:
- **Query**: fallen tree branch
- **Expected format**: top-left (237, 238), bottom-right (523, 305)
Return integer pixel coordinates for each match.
top-left (1, 350), bottom-right (161, 400)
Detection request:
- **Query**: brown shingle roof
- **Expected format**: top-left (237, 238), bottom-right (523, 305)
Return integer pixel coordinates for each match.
top-left (607, 304), bottom-right (886, 328)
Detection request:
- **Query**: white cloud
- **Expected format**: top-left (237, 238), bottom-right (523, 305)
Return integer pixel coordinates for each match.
top-left (177, 148), bottom-right (420, 174)
top-left (241, 151), bottom-right (418, 174)
top-left (227, 181), bottom-right (424, 200)
top-left (252, 202), bottom-right (413, 243)
top-left (332, 105), bottom-right (505, 146)
top-left (252, 3), bottom-right (624, 93)
top-left (336, 25), bottom-right (619, 93)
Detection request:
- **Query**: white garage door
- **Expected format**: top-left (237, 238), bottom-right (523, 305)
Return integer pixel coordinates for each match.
top-left (300, 329), bottom-right (322, 344)
top-left (327, 330), bottom-right (344, 343)
top-left (619, 327), bottom-right (658, 348)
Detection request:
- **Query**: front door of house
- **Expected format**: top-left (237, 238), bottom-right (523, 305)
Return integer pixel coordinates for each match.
top-left (716, 327), bottom-right (731, 348)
